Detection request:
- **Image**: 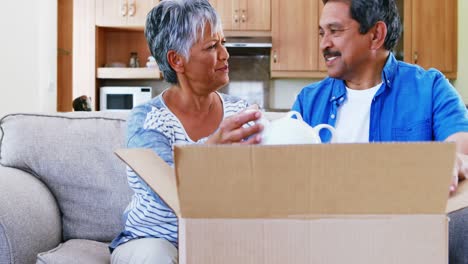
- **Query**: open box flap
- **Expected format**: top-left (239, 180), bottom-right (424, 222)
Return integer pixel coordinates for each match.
top-left (174, 143), bottom-right (455, 218)
top-left (115, 148), bottom-right (181, 216)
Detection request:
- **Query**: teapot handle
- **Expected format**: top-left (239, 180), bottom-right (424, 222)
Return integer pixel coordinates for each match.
top-left (286, 110), bottom-right (304, 121)
top-left (313, 124), bottom-right (336, 143)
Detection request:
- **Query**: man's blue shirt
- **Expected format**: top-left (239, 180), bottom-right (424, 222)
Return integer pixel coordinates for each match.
top-left (292, 53), bottom-right (468, 143)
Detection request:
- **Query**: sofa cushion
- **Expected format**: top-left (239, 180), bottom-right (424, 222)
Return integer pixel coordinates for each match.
top-left (36, 239), bottom-right (110, 264)
top-left (0, 222), bottom-right (11, 264)
top-left (0, 166), bottom-right (61, 264)
top-left (0, 112), bottom-right (133, 242)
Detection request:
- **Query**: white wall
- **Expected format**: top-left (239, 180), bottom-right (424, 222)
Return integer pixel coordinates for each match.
top-left (270, 79), bottom-right (318, 110)
top-left (0, 0), bottom-right (57, 117)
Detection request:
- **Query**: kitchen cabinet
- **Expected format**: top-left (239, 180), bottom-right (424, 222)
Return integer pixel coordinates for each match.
top-left (270, 0), bottom-right (326, 78)
top-left (95, 28), bottom-right (159, 78)
top-left (397, 0), bottom-right (457, 78)
top-left (210, 0), bottom-right (270, 31)
top-left (96, 0), bottom-right (159, 28)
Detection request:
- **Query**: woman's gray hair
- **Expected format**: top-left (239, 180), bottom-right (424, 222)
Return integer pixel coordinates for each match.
top-left (145, 0), bottom-right (222, 84)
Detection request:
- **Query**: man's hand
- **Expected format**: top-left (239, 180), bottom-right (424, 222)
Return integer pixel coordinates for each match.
top-left (446, 132), bottom-right (468, 196)
top-left (451, 152), bottom-right (468, 195)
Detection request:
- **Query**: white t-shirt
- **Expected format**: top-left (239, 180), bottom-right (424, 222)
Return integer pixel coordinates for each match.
top-left (334, 83), bottom-right (382, 143)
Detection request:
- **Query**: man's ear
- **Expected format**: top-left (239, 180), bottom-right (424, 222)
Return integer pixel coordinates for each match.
top-left (370, 21), bottom-right (387, 50)
top-left (167, 50), bottom-right (184, 73)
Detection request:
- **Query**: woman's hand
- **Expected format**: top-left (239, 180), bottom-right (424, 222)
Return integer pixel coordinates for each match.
top-left (206, 109), bottom-right (264, 145)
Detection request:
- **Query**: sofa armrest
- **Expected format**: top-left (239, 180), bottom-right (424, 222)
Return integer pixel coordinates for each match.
top-left (0, 166), bottom-right (62, 264)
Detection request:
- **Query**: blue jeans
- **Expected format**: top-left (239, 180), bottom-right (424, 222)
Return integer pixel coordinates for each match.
top-left (449, 207), bottom-right (468, 264)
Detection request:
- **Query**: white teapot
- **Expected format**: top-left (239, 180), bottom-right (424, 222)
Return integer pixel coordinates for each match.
top-left (259, 111), bottom-right (335, 145)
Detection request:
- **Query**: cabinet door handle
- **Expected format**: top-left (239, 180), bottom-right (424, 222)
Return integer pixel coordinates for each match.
top-left (233, 9), bottom-right (239, 23)
top-left (413, 51), bottom-right (418, 64)
top-left (273, 50), bottom-right (277, 63)
top-left (128, 0), bottom-right (136, 16)
top-left (121, 2), bottom-right (128, 16)
top-left (241, 9), bottom-right (246, 23)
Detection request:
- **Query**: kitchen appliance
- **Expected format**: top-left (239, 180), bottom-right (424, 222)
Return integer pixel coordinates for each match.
top-left (100, 86), bottom-right (152, 111)
top-left (220, 36), bottom-right (272, 110)
top-left (224, 36), bottom-right (272, 48)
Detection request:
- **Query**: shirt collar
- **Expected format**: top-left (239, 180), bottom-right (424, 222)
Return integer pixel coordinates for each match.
top-left (330, 52), bottom-right (398, 102)
top-left (329, 79), bottom-right (347, 104)
top-left (381, 52), bottom-right (398, 90)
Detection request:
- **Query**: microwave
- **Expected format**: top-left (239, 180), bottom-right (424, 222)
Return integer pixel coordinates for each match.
top-left (100, 86), bottom-right (152, 111)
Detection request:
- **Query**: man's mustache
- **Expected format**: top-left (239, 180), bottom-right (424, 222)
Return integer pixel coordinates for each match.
top-left (323, 49), bottom-right (341, 57)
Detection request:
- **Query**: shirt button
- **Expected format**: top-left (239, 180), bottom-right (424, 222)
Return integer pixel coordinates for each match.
top-left (339, 97), bottom-right (344, 102)
top-left (331, 96), bottom-right (336, 100)
top-left (330, 114), bottom-right (336, 119)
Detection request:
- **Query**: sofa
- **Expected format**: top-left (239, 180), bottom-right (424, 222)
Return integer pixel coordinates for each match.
top-left (0, 112), bottom-right (132, 264)
top-left (1, 111), bottom-right (468, 264)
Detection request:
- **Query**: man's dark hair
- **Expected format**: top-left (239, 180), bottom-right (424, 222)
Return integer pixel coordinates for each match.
top-left (322, 0), bottom-right (402, 50)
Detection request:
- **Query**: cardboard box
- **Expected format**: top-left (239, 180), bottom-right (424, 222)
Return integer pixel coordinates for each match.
top-left (116, 143), bottom-right (456, 264)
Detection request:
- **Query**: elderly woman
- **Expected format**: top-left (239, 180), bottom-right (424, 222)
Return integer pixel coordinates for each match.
top-left (109, 0), bottom-right (262, 263)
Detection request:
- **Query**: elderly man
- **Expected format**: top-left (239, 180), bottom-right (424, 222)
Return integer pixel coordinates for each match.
top-left (292, 1), bottom-right (468, 263)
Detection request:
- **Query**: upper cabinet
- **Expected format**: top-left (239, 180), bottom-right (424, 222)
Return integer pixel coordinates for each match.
top-left (270, 0), bottom-right (325, 78)
top-left (210, 0), bottom-right (270, 31)
top-left (399, 0), bottom-right (457, 78)
top-left (96, 0), bottom-right (159, 27)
